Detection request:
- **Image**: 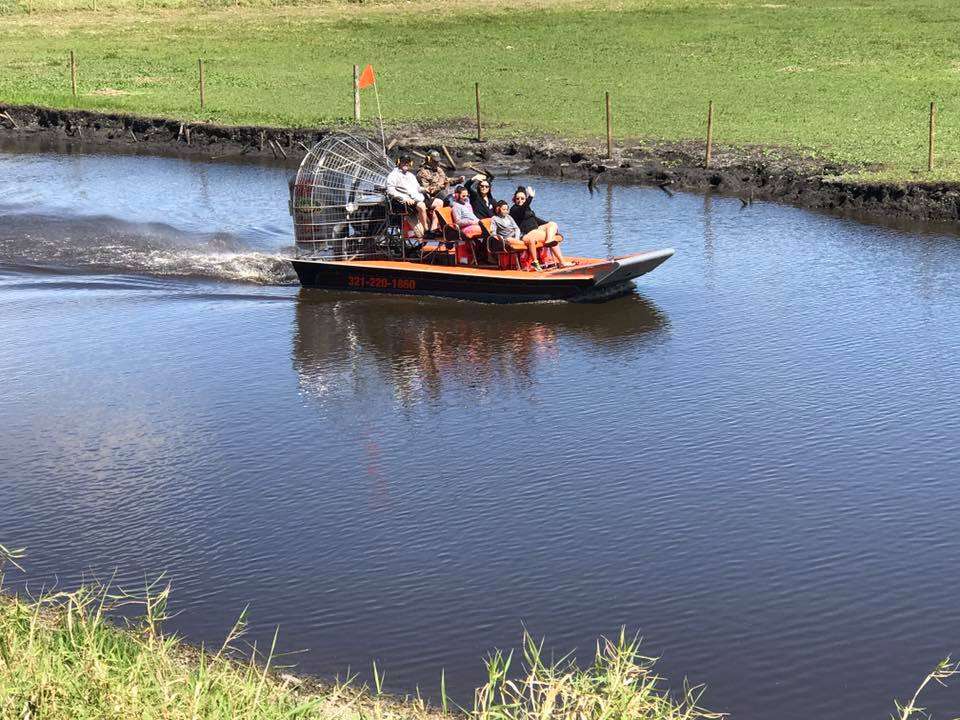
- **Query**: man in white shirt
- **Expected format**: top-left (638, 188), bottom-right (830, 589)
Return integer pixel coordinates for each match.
top-left (386, 155), bottom-right (433, 237)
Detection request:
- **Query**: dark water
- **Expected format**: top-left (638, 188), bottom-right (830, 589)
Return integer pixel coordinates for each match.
top-left (2, 146), bottom-right (959, 719)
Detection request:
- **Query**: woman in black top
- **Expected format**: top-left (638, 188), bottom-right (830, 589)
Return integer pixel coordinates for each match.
top-left (509, 186), bottom-right (571, 268)
top-left (466, 174), bottom-right (497, 219)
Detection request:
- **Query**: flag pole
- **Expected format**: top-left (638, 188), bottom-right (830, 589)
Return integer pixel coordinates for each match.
top-left (373, 80), bottom-right (386, 154)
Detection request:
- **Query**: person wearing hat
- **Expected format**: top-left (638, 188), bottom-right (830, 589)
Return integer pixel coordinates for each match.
top-left (414, 151), bottom-right (463, 233)
top-left (386, 155), bottom-right (430, 237)
top-left (417, 150), bottom-right (464, 207)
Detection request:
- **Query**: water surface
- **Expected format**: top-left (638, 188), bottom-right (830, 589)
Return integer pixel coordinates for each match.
top-left (2, 147), bottom-right (959, 719)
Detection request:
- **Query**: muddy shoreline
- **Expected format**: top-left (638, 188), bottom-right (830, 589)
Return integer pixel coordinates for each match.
top-left (4, 102), bottom-right (960, 225)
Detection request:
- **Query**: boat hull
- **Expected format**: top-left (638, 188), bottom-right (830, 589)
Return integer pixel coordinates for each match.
top-left (291, 249), bottom-right (674, 303)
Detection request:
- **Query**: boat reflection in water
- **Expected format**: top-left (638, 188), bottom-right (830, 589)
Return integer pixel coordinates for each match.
top-left (292, 289), bottom-right (669, 407)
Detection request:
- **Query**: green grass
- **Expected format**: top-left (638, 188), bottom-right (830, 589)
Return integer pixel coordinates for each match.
top-left (0, 544), bottom-right (716, 720)
top-left (1, 542), bottom-right (959, 720)
top-left (3, 0), bottom-right (960, 181)
top-left (0, 587), bottom-right (718, 720)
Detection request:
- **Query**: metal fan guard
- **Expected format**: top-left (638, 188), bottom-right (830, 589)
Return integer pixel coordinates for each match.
top-left (291, 134), bottom-right (394, 260)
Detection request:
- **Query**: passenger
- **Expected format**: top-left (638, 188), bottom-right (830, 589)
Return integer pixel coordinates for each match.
top-left (509, 185), bottom-right (572, 267)
top-left (465, 173), bottom-right (497, 219)
top-left (416, 151), bottom-right (463, 208)
top-left (491, 199), bottom-right (543, 271)
top-left (386, 155), bottom-right (430, 237)
top-left (450, 185), bottom-right (483, 239)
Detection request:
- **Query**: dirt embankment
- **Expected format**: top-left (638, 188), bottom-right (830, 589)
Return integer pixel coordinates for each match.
top-left (3, 102), bottom-right (960, 225)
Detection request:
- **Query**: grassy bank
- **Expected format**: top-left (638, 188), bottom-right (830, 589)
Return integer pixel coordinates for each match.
top-left (2, 544), bottom-right (959, 719)
top-left (0, 547), bottom-right (715, 720)
top-left (2, 0), bottom-right (960, 182)
top-left (0, 588), bottom-right (716, 720)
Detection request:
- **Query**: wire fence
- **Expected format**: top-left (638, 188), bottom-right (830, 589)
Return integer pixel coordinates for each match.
top-left (24, 50), bottom-right (945, 173)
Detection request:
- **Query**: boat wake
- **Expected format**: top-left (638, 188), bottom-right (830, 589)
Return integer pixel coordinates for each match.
top-left (0, 212), bottom-right (297, 285)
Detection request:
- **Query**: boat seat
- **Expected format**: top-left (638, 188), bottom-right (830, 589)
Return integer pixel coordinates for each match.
top-left (419, 240), bottom-right (447, 253)
top-left (434, 207), bottom-right (458, 245)
top-left (435, 206), bottom-right (479, 266)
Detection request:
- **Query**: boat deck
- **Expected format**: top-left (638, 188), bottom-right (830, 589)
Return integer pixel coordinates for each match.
top-left (320, 257), bottom-right (609, 280)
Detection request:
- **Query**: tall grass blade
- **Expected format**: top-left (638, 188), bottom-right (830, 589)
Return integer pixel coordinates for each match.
top-left (441, 668), bottom-right (448, 714)
top-left (894, 656), bottom-right (960, 720)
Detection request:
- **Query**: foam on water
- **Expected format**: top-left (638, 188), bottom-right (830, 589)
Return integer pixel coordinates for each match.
top-left (0, 147), bottom-right (297, 285)
top-left (0, 213), bottom-right (297, 285)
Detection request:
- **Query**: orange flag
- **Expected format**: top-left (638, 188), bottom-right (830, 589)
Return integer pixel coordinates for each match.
top-left (358, 64), bottom-right (376, 90)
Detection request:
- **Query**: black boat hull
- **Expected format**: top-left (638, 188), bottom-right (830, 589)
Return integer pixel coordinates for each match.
top-left (291, 249), bottom-right (674, 304)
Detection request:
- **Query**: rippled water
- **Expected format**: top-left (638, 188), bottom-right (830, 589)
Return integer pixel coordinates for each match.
top-left (2, 146), bottom-right (960, 719)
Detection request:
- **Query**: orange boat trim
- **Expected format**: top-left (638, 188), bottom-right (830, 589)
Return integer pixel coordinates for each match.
top-left (320, 257), bottom-right (612, 281)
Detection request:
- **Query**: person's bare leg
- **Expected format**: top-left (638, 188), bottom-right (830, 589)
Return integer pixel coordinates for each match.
top-left (525, 238), bottom-right (539, 268)
top-left (534, 223), bottom-right (562, 266)
top-left (416, 202), bottom-right (429, 236)
top-left (542, 221), bottom-right (558, 246)
top-left (429, 198), bottom-right (443, 231)
top-left (551, 242), bottom-right (567, 265)
top-left (523, 229), bottom-right (547, 245)
top-left (536, 222), bottom-right (571, 266)
top-left (522, 229), bottom-right (547, 270)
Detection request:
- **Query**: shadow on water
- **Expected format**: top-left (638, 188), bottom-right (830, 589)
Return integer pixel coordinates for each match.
top-left (292, 289), bottom-right (670, 406)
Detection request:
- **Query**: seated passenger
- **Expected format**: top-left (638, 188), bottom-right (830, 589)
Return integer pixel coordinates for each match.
top-left (451, 185), bottom-right (483, 238)
top-left (465, 173), bottom-right (497, 219)
top-left (491, 199), bottom-right (543, 271)
top-left (417, 151), bottom-right (463, 209)
top-left (386, 155), bottom-right (430, 237)
top-left (509, 185), bottom-right (572, 268)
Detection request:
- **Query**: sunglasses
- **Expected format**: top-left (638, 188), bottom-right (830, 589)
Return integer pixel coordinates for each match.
top-left (479, 183), bottom-right (490, 188)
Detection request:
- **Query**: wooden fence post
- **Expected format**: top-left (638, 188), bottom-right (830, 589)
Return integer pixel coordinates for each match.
top-left (475, 82), bottom-right (482, 142)
top-left (705, 100), bottom-right (714, 168)
top-left (928, 101), bottom-right (936, 172)
top-left (198, 59), bottom-right (205, 110)
top-left (70, 50), bottom-right (77, 99)
top-left (353, 65), bottom-right (361, 122)
top-left (605, 91), bottom-right (612, 158)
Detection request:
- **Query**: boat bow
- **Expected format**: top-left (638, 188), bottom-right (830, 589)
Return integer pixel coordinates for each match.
top-left (548, 248), bottom-right (675, 288)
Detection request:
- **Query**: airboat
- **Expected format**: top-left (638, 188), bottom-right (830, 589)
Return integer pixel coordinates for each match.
top-left (288, 134), bottom-right (674, 303)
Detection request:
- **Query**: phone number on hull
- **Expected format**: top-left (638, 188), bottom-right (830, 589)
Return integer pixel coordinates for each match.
top-left (347, 275), bottom-right (416, 291)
